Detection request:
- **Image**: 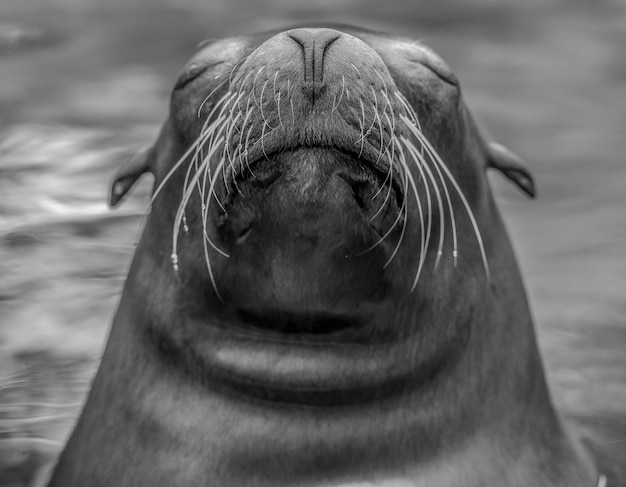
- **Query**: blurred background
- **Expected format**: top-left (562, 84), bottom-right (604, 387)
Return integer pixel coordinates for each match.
top-left (1, 0), bottom-right (625, 484)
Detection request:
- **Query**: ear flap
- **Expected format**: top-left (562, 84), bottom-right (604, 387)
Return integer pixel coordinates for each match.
top-left (487, 142), bottom-right (536, 198)
top-left (109, 145), bottom-right (154, 207)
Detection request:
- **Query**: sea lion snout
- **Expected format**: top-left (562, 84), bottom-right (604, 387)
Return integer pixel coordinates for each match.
top-left (217, 28), bottom-right (402, 179)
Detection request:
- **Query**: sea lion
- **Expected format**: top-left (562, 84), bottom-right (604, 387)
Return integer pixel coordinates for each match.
top-left (47, 25), bottom-right (603, 487)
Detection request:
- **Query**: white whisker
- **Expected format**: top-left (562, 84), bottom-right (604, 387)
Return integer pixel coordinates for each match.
top-left (358, 98), bottom-right (366, 158)
top-left (357, 145), bottom-right (407, 256)
top-left (398, 136), bottom-right (433, 271)
top-left (400, 136), bottom-right (444, 268)
top-left (399, 109), bottom-right (490, 278)
top-left (381, 160), bottom-right (411, 269)
top-left (394, 149), bottom-right (428, 289)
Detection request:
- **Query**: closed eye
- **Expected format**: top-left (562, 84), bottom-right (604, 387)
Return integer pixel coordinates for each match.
top-left (407, 56), bottom-right (459, 87)
top-left (399, 42), bottom-right (459, 87)
top-left (174, 60), bottom-right (226, 91)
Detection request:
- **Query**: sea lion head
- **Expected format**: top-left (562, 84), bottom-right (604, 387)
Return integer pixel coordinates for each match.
top-left (109, 25), bottom-right (535, 407)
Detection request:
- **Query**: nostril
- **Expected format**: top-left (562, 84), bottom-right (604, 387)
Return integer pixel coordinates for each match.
top-left (286, 28), bottom-right (341, 86)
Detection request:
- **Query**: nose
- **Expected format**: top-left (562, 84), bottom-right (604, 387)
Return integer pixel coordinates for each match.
top-left (287, 28), bottom-right (341, 102)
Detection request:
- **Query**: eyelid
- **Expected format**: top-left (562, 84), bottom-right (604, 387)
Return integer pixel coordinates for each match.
top-left (417, 60), bottom-right (459, 86)
top-left (195, 38), bottom-right (219, 51)
top-left (405, 42), bottom-right (459, 86)
top-left (174, 60), bottom-right (225, 90)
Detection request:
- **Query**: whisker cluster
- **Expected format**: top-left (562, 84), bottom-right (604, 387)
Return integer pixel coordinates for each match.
top-left (394, 91), bottom-right (490, 287)
top-left (354, 90), bottom-right (490, 290)
top-left (150, 74), bottom-right (489, 298)
top-left (148, 89), bottom-right (241, 301)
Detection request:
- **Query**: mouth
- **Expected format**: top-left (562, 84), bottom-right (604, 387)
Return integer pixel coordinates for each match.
top-left (226, 129), bottom-right (403, 192)
top-left (235, 308), bottom-right (363, 337)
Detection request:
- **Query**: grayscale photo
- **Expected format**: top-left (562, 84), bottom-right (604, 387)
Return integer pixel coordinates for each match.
top-left (0, 0), bottom-right (624, 486)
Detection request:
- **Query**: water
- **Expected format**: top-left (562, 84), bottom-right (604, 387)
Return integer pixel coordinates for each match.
top-left (1, 0), bottom-right (625, 484)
